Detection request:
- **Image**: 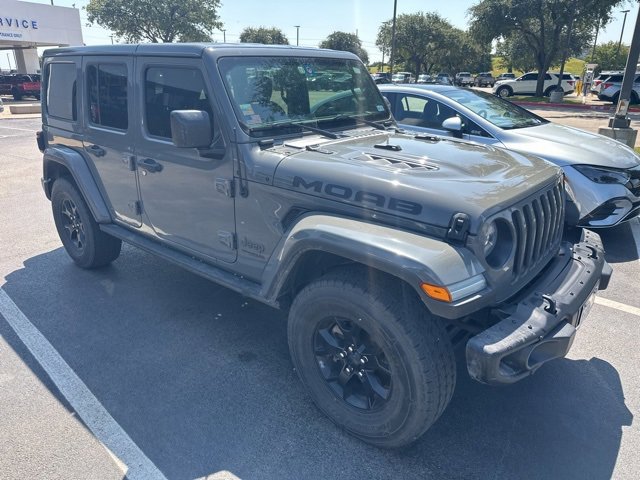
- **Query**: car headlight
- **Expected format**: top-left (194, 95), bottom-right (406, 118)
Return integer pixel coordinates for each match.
top-left (574, 165), bottom-right (631, 185)
top-left (479, 221), bottom-right (498, 257)
top-left (478, 219), bottom-right (513, 268)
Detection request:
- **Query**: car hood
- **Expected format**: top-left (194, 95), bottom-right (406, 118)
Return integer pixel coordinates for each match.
top-left (272, 130), bottom-right (560, 233)
top-left (501, 122), bottom-right (640, 169)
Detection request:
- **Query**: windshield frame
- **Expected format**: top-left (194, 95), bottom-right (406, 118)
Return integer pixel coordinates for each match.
top-left (217, 55), bottom-right (392, 138)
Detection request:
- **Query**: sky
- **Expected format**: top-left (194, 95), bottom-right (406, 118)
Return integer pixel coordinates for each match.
top-left (2, 0), bottom-right (640, 70)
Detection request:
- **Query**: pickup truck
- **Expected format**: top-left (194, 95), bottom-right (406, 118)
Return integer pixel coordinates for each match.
top-left (0, 74), bottom-right (41, 100)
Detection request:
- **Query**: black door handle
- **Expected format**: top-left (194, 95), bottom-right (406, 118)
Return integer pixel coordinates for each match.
top-left (87, 144), bottom-right (106, 157)
top-left (138, 158), bottom-right (163, 173)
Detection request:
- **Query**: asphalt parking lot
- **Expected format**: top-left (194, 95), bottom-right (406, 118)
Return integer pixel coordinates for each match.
top-left (1, 117), bottom-right (639, 480)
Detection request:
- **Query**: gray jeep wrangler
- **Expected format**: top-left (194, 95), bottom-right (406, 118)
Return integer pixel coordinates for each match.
top-left (38, 44), bottom-right (611, 448)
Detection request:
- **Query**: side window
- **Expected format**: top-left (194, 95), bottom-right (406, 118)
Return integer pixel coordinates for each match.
top-left (46, 63), bottom-right (77, 121)
top-left (87, 63), bottom-right (128, 130)
top-left (544, 74), bottom-right (553, 80)
top-left (144, 67), bottom-right (213, 139)
top-left (520, 73), bottom-right (537, 81)
top-left (397, 95), bottom-right (457, 130)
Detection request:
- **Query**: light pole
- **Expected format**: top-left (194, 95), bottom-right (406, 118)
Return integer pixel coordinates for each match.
top-left (615, 9), bottom-right (631, 63)
top-left (222, 29), bottom-right (226, 42)
top-left (109, 34), bottom-right (114, 45)
top-left (294, 25), bottom-right (300, 46)
top-left (389, 0), bottom-right (398, 76)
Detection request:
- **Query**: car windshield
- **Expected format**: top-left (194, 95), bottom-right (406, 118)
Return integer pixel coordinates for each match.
top-left (442, 88), bottom-right (549, 130)
top-left (218, 56), bottom-right (390, 137)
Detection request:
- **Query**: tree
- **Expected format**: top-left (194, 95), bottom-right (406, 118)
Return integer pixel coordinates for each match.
top-left (86, 0), bottom-right (222, 43)
top-left (592, 41), bottom-right (630, 71)
top-left (376, 13), bottom-right (491, 77)
top-left (319, 31), bottom-right (369, 64)
top-left (376, 12), bottom-right (452, 77)
top-left (469, 0), bottom-right (626, 96)
top-left (239, 27), bottom-right (289, 45)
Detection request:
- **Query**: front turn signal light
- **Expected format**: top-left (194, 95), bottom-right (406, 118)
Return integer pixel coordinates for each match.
top-left (420, 283), bottom-right (452, 303)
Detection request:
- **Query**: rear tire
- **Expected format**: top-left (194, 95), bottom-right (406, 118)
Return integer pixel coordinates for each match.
top-left (496, 86), bottom-right (512, 98)
top-left (288, 267), bottom-right (456, 448)
top-left (51, 178), bottom-right (122, 268)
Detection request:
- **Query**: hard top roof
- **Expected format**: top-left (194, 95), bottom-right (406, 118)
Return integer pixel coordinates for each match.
top-left (42, 43), bottom-right (359, 60)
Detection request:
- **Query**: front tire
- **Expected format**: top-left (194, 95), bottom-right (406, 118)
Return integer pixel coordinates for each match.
top-left (496, 86), bottom-right (512, 98)
top-left (288, 268), bottom-right (456, 448)
top-left (51, 178), bottom-right (122, 268)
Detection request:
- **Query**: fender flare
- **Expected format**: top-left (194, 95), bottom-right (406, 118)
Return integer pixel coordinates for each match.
top-left (261, 214), bottom-right (485, 317)
top-left (43, 146), bottom-right (112, 224)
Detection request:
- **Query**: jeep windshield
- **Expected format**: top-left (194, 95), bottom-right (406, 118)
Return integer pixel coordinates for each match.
top-left (442, 88), bottom-right (549, 130)
top-left (219, 56), bottom-right (391, 137)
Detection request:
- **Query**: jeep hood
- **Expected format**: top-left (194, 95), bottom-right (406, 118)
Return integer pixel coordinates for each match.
top-left (272, 131), bottom-right (560, 233)
top-left (501, 122), bottom-right (640, 169)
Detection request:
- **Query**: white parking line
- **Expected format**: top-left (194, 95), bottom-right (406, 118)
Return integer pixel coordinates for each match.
top-left (0, 125), bottom-right (38, 132)
top-left (595, 297), bottom-right (640, 317)
top-left (0, 288), bottom-right (167, 480)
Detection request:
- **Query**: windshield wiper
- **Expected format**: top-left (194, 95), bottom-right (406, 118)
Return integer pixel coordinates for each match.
top-left (247, 121), bottom-right (340, 139)
top-left (326, 113), bottom-right (391, 131)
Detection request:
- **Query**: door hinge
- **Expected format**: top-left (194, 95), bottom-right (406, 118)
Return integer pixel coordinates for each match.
top-left (215, 178), bottom-right (235, 198)
top-left (218, 231), bottom-right (237, 250)
top-left (123, 154), bottom-right (136, 171)
top-left (128, 200), bottom-right (143, 216)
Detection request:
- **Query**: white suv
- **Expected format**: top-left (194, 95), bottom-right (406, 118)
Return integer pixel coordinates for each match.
top-left (493, 72), bottom-right (575, 97)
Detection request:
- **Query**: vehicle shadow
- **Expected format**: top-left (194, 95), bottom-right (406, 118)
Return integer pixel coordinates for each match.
top-left (1, 246), bottom-right (633, 480)
top-left (598, 221), bottom-right (640, 263)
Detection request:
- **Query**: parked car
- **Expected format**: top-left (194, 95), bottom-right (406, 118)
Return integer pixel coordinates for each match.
top-left (379, 83), bottom-right (640, 228)
top-left (474, 72), bottom-right (495, 87)
top-left (0, 96), bottom-right (3, 113)
top-left (492, 71), bottom-right (575, 97)
top-left (39, 43), bottom-right (609, 448)
top-left (590, 71), bottom-right (623, 95)
top-left (455, 72), bottom-right (473, 86)
top-left (435, 72), bottom-right (453, 85)
top-left (371, 72), bottom-right (391, 84)
top-left (0, 73), bottom-right (41, 100)
top-left (597, 72), bottom-right (640, 104)
top-left (496, 72), bottom-right (516, 82)
top-left (416, 73), bottom-right (432, 84)
top-left (391, 71), bottom-right (414, 83)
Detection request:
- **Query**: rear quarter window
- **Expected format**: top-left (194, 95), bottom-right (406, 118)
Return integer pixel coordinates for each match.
top-left (46, 63), bottom-right (77, 121)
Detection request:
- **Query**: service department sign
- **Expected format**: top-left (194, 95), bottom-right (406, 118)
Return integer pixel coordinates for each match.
top-left (0, 0), bottom-right (82, 46)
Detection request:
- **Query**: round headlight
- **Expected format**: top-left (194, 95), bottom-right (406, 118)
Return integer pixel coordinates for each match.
top-left (479, 219), bottom-right (513, 268)
top-left (480, 221), bottom-right (498, 257)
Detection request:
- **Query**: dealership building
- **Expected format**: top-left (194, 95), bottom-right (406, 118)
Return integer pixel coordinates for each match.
top-left (1, 0), bottom-right (83, 74)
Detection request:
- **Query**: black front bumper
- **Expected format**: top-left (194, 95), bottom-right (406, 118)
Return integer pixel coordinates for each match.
top-left (466, 229), bottom-right (611, 385)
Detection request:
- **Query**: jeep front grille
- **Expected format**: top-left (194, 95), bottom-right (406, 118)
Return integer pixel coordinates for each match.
top-left (511, 181), bottom-right (565, 279)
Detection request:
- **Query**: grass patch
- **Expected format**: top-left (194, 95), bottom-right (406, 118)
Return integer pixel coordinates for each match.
top-left (491, 56), bottom-right (585, 77)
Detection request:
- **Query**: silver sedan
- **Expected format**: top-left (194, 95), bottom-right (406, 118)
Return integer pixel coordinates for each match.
top-left (379, 84), bottom-right (640, 228)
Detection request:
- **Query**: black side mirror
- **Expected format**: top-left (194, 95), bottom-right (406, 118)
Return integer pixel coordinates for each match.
top-left (170, 110), bottom-right (213, 148)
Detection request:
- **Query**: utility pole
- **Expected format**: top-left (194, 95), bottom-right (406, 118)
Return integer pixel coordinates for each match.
top-left (599, 8), bottom-right (640, 147)
top-left (615, 9), bottom-right (631, 64)
top-left (389, 0), bottom-right (398, 76)
top-left (109, 34), bottom-right (114, 45)
top-left (222, 29), bottom-right (226, 42)
top-left (294, 25), bottom-right (300, 46)
top-left (590, 17), bottom-right (600, 62)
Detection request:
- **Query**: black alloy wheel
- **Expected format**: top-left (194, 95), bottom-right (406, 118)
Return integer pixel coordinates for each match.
top-left (313, 316), bottom-right (392, 411)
